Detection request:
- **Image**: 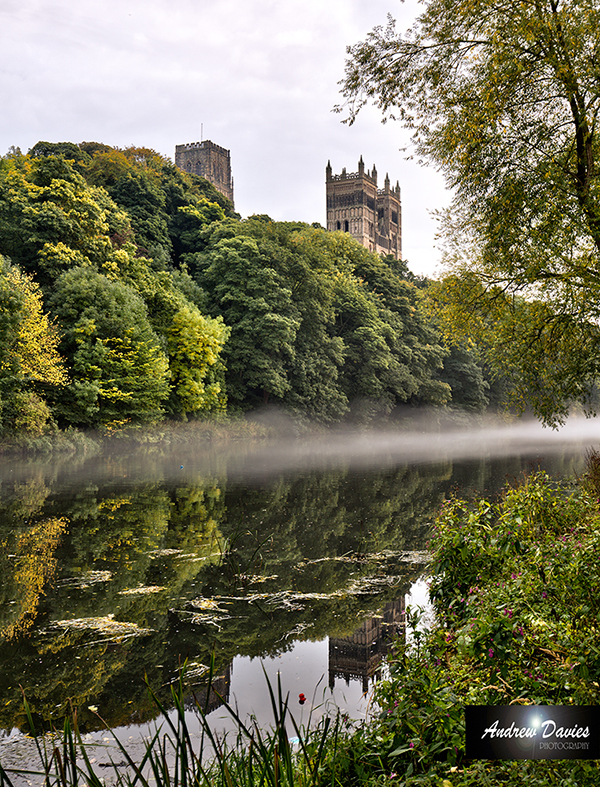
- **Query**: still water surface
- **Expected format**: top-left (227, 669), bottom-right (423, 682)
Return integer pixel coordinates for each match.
top-left (0, 419), bottom-right (597, 763)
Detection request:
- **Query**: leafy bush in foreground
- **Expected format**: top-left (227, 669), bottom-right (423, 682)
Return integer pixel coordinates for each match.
top-left (350, 470), bottom-right (600, 785)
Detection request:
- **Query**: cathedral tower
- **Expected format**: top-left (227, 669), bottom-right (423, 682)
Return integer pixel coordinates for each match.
top-left (175, 140), bottom-right (234, 206)
top-left (326, 158), bottom-right (401, 259)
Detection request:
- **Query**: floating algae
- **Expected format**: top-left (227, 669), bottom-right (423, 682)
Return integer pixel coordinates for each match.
top-left (174, 611), bottom-right (233, 629)
top-left (295, 549), bottom-right (429, 569)
top-left (229, 573), bottom-right (278, 585)
top-left (166, 660), bottom-right (210, 683)
top-left (187, 597), bottom-right (230, 612)
top-left (147, 548), bottom-right (222, 564)
top-left (118, 585), bottom-right (165, 596)
top-left (58, 570), bottom-right (113, 588)
top-left (173, 597), bottom-right (233, 628)
top-left (49, 615), bottom-right (154, 644)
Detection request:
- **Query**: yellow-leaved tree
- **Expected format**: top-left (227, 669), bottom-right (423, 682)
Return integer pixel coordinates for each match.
top-left (167, 305), bottom-right (230, 417)
top-left (339, 0), bottom-right (600, 424)
top-left (0, 258), bottom-right (68, 435)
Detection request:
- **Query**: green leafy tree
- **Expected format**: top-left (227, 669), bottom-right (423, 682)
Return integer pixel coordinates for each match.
top-left (174, 200), bottom-right (227, 258)
top-left (0, 259), bottom-right (25, 390)
top-left (114, 258), bottom-right (228, 418)
top-left (436, 341), bottom-right (489, 414)
top-left (88, 145), bottom-right (236, 264)
top-left (247, 223), bottom-right (348, 421)
top-left (83, 147), bottom-right (132, 190)
top-left (194, 218), bottom-right (349, 419)
top-left (109, 169), bottom-right (171, 255)
top-left (340, 241), bottom-right (452, 410)
top-left (49, 267), bottom-right (169, 427)
top-left (0, 154), bottom-right (135, 288)
top-left (28, 140), bottom-right (90, 164)
top-left (199, 230), bottom-right (300, 408)
top-left (16, 142), bottom-right (236, 272)
top-left (332, 270), bottom-right (450, 419)
top-left (195, 218), bottom-right (450, 421)
top-left (338, 0), bottom-right (600, 423)
top-left (288, 228), bottom-right (450, 418)
top-left (428, 272), bottom-right (595, 421)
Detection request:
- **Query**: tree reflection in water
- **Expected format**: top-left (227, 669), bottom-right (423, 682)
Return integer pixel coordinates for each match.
top-left (0, 439), bottom-right (586, 735)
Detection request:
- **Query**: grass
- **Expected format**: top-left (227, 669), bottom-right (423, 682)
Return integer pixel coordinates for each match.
top-left (0, 656), bottom-right (350, 787)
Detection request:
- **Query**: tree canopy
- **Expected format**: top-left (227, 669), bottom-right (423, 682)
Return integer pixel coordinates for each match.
top-left (338, 0), bottom-right (600, 423)
top-left (0, 140), bottom-right (500, 436)
top-left (192, 217), bottom-right (451, 421)
top-left (0, 145), bottom-right (232, 431)
top-left (49, 267), bottom-right (170, 427)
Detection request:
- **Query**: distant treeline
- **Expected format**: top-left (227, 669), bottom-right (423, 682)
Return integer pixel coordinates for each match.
top-left (0, 141), bottom-right (500, 438)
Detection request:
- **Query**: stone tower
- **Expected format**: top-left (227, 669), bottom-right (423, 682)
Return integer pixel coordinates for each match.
top-left (175, 140), bottom-right (234, 206)
top-left (326, 157), bottom-right (401, 259)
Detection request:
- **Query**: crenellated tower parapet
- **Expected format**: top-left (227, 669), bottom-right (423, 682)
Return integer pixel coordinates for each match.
top-left (175, 140), bottom-right (234, 206)
top-left (326, 157), bottom-right (401, 259)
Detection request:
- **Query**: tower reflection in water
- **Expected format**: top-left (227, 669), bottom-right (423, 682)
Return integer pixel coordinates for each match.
top-left (328, 597), bottom-right (406, 694)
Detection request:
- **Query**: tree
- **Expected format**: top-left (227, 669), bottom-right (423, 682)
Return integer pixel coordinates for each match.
top-left (18, 142), bottom-right (237, 270)
top-left (260, 225), bottom-right (348, 421)
top-left (198, 230), bottom-right (300, 409)
top-left (109, 170), bottom-right (171, 256)
top-left (167, 305), bottom-right (229, 416)
top-left (427, 272), bottom-right (596, 421)
top-left (0, 258), bottom-right (68, 435)
top-left (331, 268), bottom-right (450, 418)
top-left (83, 148), bottom-right (131, 189)
top-left (28, 141), bottom-right (90, 164)
top-left (174, 200), bottom-right (226, 259)
top-left (338, 0), bottom-right (600, 422)
top-left (49, 267), bottom-right (169, 427)
top-left (194, 218), bottom-right (450, 421)
top-left (112, 259), bottom-right (228, 419)
top-left (0, 154), bottom-right (134, 288)
top-left (4, 265), bottom-right (67, 388)
top-left (435, 342), bottom-right (489, 414)
top-left (0, 147), bottom-right (233, 426)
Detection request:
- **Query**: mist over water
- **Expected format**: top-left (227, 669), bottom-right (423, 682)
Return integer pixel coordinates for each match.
top-left (222, 415), bottom-right (600, 481)
top-left (1, 414), bottom-right (598, 486)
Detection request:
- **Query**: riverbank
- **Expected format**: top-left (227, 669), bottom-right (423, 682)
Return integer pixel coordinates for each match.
top-left (0, 407), bottom-right (525, 459)
top-left (0, 415), bottom-right (278, 457)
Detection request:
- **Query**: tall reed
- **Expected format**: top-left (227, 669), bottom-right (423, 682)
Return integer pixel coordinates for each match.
top-left (0, 656), bottom-right (346, 787)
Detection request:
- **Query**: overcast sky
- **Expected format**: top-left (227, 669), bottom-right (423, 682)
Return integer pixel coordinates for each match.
top-left (1, 0), bottom-right (450, 276)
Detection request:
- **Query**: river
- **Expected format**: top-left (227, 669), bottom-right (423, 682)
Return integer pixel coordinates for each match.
top-left (0, 417), bottom-right (597, 768)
